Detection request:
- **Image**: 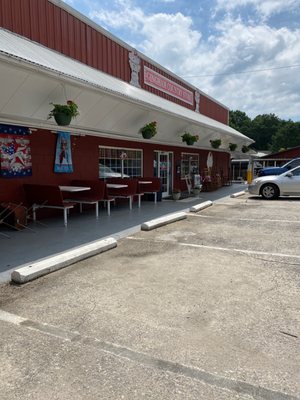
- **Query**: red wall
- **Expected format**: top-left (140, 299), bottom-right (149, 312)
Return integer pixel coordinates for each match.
top-left (261, 147), bottom-right (300, 160)
top-left (0, 0), bottom-right (228, 124)
top-left (0, 130), bottom-right (230, 203)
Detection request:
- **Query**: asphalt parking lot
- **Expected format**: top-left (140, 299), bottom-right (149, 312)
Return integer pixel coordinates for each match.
top-left (0, 193), bottom-right (299, 400)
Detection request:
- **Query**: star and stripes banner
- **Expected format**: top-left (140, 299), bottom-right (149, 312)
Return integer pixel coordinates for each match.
top-left (54, 131), bottom-right (73, 173)
top-left (0, 124), bottom-right (32, 178)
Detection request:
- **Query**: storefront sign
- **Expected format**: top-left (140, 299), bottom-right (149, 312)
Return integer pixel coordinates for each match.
top-left (144, 66), bottom-right (194, 105)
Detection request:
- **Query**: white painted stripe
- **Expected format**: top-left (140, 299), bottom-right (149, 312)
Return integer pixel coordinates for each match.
top-left (0, 309), bottom-right (27, 325)
top-left (126, 237), bottom-right (300, 259)
top-left (188, 214), bottom-right (300, 224)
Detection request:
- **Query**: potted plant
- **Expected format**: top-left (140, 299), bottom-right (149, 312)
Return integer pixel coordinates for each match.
top-left (48, 100), bottom-right (79, 126)
top-left (229, 143), bottom-right (237, 151)
top-left (242, 145), bottom-right (250, 153)
top-left (139, 121), bottom-right (157, 139)
top-left (181, 132), bottom-right (199, 146)
top-left (172, 188), bottom-right (181, 200)
top-left (193, 185), bottom-right (202, 196)
top-left (210, 139), bottom-right (222, 149)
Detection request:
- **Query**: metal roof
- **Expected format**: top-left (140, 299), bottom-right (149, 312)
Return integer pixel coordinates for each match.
top-left (0, 28), bottom-right (253, 146)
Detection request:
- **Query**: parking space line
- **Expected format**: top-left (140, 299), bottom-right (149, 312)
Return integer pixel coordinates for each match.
top-left (126, 237), bottom-right (300, 260)
top-left (188, 214), bottom-right (300, 224)
top-left (0, 309), bottom-right (299, 400)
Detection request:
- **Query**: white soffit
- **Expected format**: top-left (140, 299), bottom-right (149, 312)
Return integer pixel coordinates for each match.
top-left (0, 28), bottom-right (252, 145)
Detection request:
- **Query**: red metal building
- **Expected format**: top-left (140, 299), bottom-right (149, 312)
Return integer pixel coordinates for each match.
top-left (0, 0), bottom-right (252, 204)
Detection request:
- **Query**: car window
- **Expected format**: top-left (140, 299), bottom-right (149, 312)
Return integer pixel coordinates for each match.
top-left (291, 167), bottom-right (300, 176)
top-left (284, 159), bottom-right (300, 169)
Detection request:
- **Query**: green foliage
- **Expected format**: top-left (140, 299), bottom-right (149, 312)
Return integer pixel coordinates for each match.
top-left (181, 132), bottom-right (199, 144)
top-left (210, 139), bottom-right (222, 148)
top-left (48, 100), bottom-right (79, 119)
top-left (229, 110), bottom-right (300, 152)
top-left (270, 121), bottom-right (300, 152)
top-left (139, 121), bottom-right (157, 138)
top-left (241, 145), bottom-right (250, 153)
top-left (229, 110), bottom-right (252, 136)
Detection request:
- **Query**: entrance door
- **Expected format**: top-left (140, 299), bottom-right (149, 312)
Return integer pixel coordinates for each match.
top-left (155, 152), bottom-right (173, 198)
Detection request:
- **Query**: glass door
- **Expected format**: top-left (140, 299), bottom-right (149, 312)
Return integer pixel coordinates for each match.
top-left (154, 151), bottom-right (173, 197)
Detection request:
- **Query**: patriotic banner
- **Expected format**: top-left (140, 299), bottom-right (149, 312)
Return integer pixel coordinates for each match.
top-left (0, 124), bottom-right (32, 177)
top-left (54, 131), bottom-right (73, 173)
top-left (0, 124), bottom-right (31, 136)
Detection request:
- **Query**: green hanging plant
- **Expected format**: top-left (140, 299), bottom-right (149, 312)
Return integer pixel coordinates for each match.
top-left (210, 139), bottom-right (222, 149)
top-left (181, 132), bottom-right (199, 145)
top-left (139, 121), bottom-right (157, 139)
top-left (48, 100), bottom-right (79, 126)
top-left (229, 143), bottom-right (237, 151)
top-left (242, 145), bottom-right (250, 153)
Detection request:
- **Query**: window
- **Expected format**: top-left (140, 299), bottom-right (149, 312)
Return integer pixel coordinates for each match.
top-left (181, 153), bottom-right (199, 179)
top-left (99, 146), bottom-right (143, 178)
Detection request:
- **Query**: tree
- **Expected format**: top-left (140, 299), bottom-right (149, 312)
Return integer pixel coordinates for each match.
top-left (271, 121), bottom-right (300, 152)
top-left (250, 114), bottom-right (284, 150)
top-left (229, 110), bottom-right (299, 152)
top-left (229, 110), bottom-right (252, 137)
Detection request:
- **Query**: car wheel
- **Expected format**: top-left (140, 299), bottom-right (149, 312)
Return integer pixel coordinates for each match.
top-left (260, 183), bottom-right (279, 200)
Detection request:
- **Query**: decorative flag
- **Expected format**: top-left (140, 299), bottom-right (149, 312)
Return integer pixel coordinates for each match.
top-left (0, 124), bottom-right (30, 136)
top-left (0, 124), bottom-right (32, 178)
top-left (54, 131), bottom-right (73, 173)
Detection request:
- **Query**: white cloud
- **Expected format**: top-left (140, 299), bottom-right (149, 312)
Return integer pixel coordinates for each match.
top-left (185, 18), bottom-right (300, 119)
top-left (87, 0), bottom-right (300, 120)
top-left (215, 0), bottom-right (299, 19)
top-left (139, 13), bottom-right (201, 69)
top-left (90, 1), bottom-right (201, 70)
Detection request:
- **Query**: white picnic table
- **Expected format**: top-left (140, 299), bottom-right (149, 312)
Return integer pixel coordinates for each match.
top-left (106, 183), bottom-right (128, 189)
top-left (59, 185), bottom-right (91, 192)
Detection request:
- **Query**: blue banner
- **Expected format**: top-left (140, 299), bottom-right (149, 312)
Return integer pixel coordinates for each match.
top-left (54, 132), bottom-right (73, 173)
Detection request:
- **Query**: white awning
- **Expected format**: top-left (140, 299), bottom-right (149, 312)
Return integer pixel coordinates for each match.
top-left (0, 28), bottom-right (253, 148)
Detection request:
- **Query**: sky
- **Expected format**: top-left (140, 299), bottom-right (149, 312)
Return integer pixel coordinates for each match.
top-left (63, 0), bottom-right (300, 121)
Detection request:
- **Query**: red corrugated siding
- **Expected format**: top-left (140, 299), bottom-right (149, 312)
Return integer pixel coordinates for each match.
top-left (261, 148), bottom-right (300, 159)
top-left (200, 97), bottom-right (228, 124)
top-left (0, 0), bottom-right (228, 124)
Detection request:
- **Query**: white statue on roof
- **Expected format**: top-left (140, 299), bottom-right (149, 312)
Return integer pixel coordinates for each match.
top-left (195, 90), bottom-right (200, 113)
top-left (129, 49), bottom-right (141, 88)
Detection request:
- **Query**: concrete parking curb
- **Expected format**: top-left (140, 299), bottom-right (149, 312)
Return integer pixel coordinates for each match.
top-left (141, 212), bottom-right (187, 231)
top-left (230, 191), bottom-right (246, 198)
top-left (11, 237), bottom-right (117, 284)
top-left (190, 200), bottom-right (213, 213)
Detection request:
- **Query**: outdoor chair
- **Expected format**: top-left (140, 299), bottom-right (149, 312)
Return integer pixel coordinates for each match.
top-left (137, 177), bottom-right (161, 203)
top-left (23, 184), bottom-right (76, 227)
top-left (106, 178), bottom-right (141, 209)
top-left (69, 179), bottom-right (115, 217)
top-left (0, 202), bottom-right (31, 238)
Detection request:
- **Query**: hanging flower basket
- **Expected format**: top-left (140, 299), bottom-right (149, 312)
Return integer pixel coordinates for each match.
top-left (139, 121), bottom-right (157, 139)
top-left (229, 143), bottom-right (237, 151)
top-left (242, 145), bottom-right (250, 153)
top-left (54, 113), bottom-right (72, 126)
top-left (210, 139), bottom-right (222, 149)
top-left (48, 100), bottom-right (79, 126)
top-left (181, 132), bottom-right (199, 146)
